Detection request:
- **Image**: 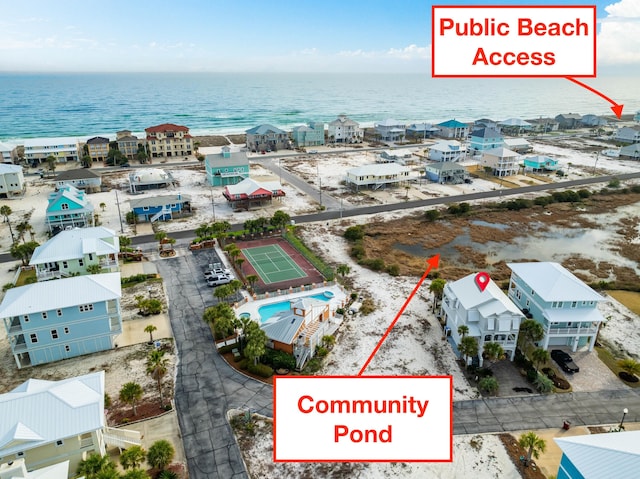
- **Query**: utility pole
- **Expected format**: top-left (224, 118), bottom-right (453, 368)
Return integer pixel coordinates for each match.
top-left (210, 185), bottom-right (216, 222)
top-left (317, 163), bottom-right (322, 208)
top-left (115, 190), bottom-right (124, 233)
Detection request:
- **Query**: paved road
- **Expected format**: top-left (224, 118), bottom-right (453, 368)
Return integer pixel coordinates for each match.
top-left (120, 171), bottom-right (640, 247)
top-left (155, 251), bottom-right (272, 479)
top-left (454, 389), bottom-right (640, 435)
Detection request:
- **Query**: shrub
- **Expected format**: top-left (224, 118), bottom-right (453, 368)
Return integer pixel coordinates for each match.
top-left (363, 258), bottom-right (385, 271)
top-left (425, 210), bottom-right (440, 222)
top-left (158, 471), bottom-right (179, 479)
top-left (350, 242), bottom-right (366, 260)
top-left (526, 368), bottom-right (538, 383)
top-left (263, 349), bottom-right (296, 370)
top-left (608, 178), bottom-right (621, 188)
top-left (360, 297), bottom-right (376, 315)
top-left (534, 373), bottom-right (554, 393)
top-left (534, 195), bottom-right (553, 206)
top-left (302, 357), bottom-right (323, 374)
top-left (387, 264), bottom-right (400, 276)
top-left (505, 199), bottom-right (532, 211)
top-left (630, 185), bottom-right (640, 194)
top-left (577, 189), bottom-right (591, 198)
top-left (344, 225), bottom-right (365, 241)
top-left (542, 367), bottom-right (556, 379)
top-left (350, 292), bottom-right (358, 300)
top-left (238, 358), bottom-right (249, 370)
top-left (3, 282), bottom-right (15, 292)
top-left (247, 362), bottom-right (274, 378)
top-left (316, 346), bottom-right (329, 358)
top-left (218, 344), bottom-right (238, 354)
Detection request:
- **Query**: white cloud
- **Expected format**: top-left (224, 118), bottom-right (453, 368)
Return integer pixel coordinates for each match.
top-left (598, 0), bottom-right (640, 67)
top-left (338, 44), bottom-right (429, 61)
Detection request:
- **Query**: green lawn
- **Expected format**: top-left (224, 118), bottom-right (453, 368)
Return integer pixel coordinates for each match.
top-left (608, 290), bottom-right (640, 316)
top-left (15, 268), bottom-right (36, 286)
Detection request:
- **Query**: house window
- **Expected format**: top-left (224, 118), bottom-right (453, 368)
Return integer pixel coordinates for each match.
top-left (17, 451), bottom-right (24, 457)
top-left (89, 253), bottom-right (93, 261)
top-left (65, 345), bottom-right (70, 352)
top-left (525, 299), bottom-right (530, 307)
top-left (56, 440), bottom-right (64, 446)
top-left (23, 315), bottom-right (29, 322)
top-left (170, 204), bottom-right (177, 208)
top-left (142, 206), bottom-right (149, 211)
top-left (41, 311), bottom-right (48, 320)
top-left (531, 289), bottom-right (535, 296)
top-left (61, 203), bottom-right (69, 210)
top-left (78, 259), bottom-right (84, 267)
top-left (51, 329), bottom-right (59, 339)
top-left (30, 333), bottom-right (38, 343)
top-left (79, 304), bottom-right (94, 312)
top-left (62, 261), bottom-right (68, 268)
top-left (56, 309), bottom-right (62, 316)
top-left (515, 289), bottom-right (521, 300)
top-left (64, 327), bottom-right (70, 334)
top-left (571, 301), bottom-right (577, 308)
top-left (484, 335), bottom-right (492, 342)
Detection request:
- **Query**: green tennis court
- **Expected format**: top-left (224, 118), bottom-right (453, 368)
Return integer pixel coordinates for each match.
top-left (242, 244), bottom-right (308, 284)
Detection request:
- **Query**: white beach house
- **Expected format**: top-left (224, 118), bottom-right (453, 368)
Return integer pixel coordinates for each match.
top-left (344, 163), bottom-right (410, 191)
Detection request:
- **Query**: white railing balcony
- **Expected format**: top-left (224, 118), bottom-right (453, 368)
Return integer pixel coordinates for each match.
top-left (37, 269), bottom-right (61, 281)
top-left (103, 427), bottom-right (141, 448)
top-left (99, 258), bottom-right (118, 268)
top-left (548, 326), bottom-right (599, 336)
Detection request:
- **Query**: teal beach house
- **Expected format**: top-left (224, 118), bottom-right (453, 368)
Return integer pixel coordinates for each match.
top-left (205, 146), bottom-right (250, 186)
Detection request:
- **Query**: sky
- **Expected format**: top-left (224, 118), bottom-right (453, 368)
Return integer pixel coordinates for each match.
top-left (0, 0), bottom-right (638, 74)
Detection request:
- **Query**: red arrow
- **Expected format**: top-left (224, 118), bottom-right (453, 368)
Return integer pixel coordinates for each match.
top-left (565, 77), bottom-right (624, 119)
top-left (358, 254), bottom-right (440, 376)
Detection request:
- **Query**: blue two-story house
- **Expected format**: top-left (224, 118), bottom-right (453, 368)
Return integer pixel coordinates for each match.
top-left (205, 146), bottom-right (250, 186)
top-left (507, 262), bottom-right (606, 352)
top-left (291, 122), bottom-right (325, 147)
top-left (469, 127), bottom-right (504, 154)
top-left (45, 184), bottom-right (94, 234)
top-left (0, 273), bottom-right (122, 369)
top-left (129, 193), bottom-right (192, 222)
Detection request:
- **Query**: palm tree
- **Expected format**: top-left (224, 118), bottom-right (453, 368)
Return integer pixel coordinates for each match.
top-left (617, 358), bottom-right (640, 379)
top-left (518, 431), bottom-right (546, 466)
top-left (336, 264), bottom-right (351, 278)
top-left (244, 321), bottom-right (267, 365)
top-left (246, 274), bottom-right (259, 291)
top-left (122, 469), bottom-right (151, 479)
top-left (482, 341), bottom-right (505, 369)
top-left (120, 445), bottom-right (147, 470)
top-left (478, 376), bottom-right (499, 396)
top-left (154, 231), bottom-right (167, 250)
top-left (15, 221), bottom-right (30, 244)
top-left (457, 325), bottom-right (469, 338)
top-left (119, 382), bottom-right (143, 416)
top-left (76, 452), bottom-right (117, 479)
top-left (86, 264), bottom-right (104, 274)
top-left (46, 155), bottom-right (57, 173)
top-left (235, 256), bottom-right (245, 271)
top-left (531, 347), bottom-right (550, 372)
top-left (203, 302), bottom-right (236, 339)
top-left (458, 336), bottom-right (478, 368)
top-left (147, 439), bottom-right (175, 471)
top-left (99, 202), bottom-right (106, 211)
top-left (0, 205), bottom-right (14, 242)
top-left (144, 324), bottom-right (158, 343)
top-left (146, 350), bottom-right (169, 406)
top-left (429, 278), bottom-right (446, 312)
top-left (518, 319), bottom-right (545, 352)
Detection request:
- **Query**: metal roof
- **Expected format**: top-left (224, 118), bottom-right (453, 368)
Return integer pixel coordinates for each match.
top-left (0, 371), bottom-right (105, 456)
top-left (245, 124), bottom-right (286, 135)
top-left (224, 178), bottom-right (282, 196)
top-left (508, 262), bottom-right (605, 302)
top-left (129, 193), bottom-right (192, 209)
top-left (347, 163), bottom-right (410, 176)
top-left (447, 274), bottom-right (523, 317)
top-left (55, 169), bottom-right (101, 181)
top-left (29, 227), bottom-right (118, 265)
top-left (555, 430), bottom-right (640, 478)
top-left (0, 273), bottom-right (121, 317)
top-left (0, 164), bottom-right (22, 174)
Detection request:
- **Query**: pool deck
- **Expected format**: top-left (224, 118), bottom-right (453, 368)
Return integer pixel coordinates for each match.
top-left (235, 285), bottom-right (347, 323)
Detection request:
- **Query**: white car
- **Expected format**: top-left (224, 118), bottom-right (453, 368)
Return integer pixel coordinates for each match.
top-left (206, 275), bottom-right (231, 287)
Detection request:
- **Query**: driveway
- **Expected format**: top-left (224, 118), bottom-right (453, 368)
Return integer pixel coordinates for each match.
top-left (155, 250), bottom-right (273, 479)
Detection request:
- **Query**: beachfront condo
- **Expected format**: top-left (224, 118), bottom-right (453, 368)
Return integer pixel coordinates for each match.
top-left (145, 123), bottom-right (192, 158)
top-left (0, 163), bottom-right (26, 198)
top-left (24, 137), bottom-right (80, 164)
top-left (85, 136), bottom-right (110, 162)
top-left (328, 114), bottom-right (363, 144)
top-left (245, 124), bottom-right (291, 152)
top-left (116, 130), bottom-right (144, 160)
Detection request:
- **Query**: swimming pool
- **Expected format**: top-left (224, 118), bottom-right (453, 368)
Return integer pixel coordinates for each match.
top-left (258, 292), bottom-right (333, 323)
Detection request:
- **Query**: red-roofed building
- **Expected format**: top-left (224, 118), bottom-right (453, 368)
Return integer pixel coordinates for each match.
top-left (222, 178), bottom-right (285, 210)
top-left (145, 123), bottom-right (193, 158)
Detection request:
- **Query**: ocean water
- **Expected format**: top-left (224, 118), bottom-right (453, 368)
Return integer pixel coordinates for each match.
top-left (0, 73), bottom-right (637, 142)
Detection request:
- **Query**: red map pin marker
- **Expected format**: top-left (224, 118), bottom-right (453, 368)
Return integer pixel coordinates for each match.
top-left (475, 272), bottom-right (490, 292)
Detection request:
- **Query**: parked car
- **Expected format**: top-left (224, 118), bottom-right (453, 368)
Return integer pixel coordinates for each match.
top-left (204, 268), bottom-right (232, 278)
top-left (206, 275), bottom-right (231, 287)
top-left (551, 349), bottom-right (580, 373)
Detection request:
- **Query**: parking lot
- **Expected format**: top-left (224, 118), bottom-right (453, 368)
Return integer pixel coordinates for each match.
top-left (191, 248), bottom-right (243, 304)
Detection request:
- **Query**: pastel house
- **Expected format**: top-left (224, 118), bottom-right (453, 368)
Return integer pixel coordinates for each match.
top-left (0, 141), bottom-right (17, 164)
top-left (55, 168), bottom-right (102, 191)
top-left (129, 193), bottom-right (192, 222)
top-left (523, 155), bottom-right (559, 172)
top-left (145, 123), bottom-right (192, 158)
top-left (441, 274), bottom-right (524, 366)
top-left (619, 143), bottom-right (640, 161)
top-left (0, 163), bottom-right (26, 198)
top-left (424, 162), bottom-right (469, 184)
top-left (291, 122), bottom-right (325, 147)
top-left (128, 168), bottom-right (174, 194)
top-left (469, 127), bottom-right (504, 154)
top-left (24, 137), bottom-right (79, 164)
top-left (374, 119), bottom-right (406, 142)
top-left (84, 136), bottom-right (109, 162)
top-left (29, 227), bottom-right (120, 281)
top-left (328, 114), bottom-right (363, 144)
top-left (205, 146), bottom-right (250, 186)
top-left (481, 147), bottom-right (520, 176)
top-left (222, 178), bottom-right (285, 210)
top-left (507, 262), bottom-right (606, 351)
top-left (614, 126), bottom-right (640, 144)
top-left (0, 273), bottom-right (122, 369)
top-left (0, 371), bottom-right (140, 475)
top-left (45, 185), bottom-right (94, 234)
top-left (0, 458), bottom-right (70, 479)
top-left (428, 140), bottom-right (465, 162)
top-left (555, 430), bottom-right (640, 479)
top-left (436, 119), bottom-right (469, 139)
top-left (344, 163), bottom-right (410, 191)
top-left (245, 124), bottom-right (291, 152)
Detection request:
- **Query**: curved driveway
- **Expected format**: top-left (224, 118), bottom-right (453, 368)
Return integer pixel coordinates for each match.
top-left (155, 252), bottom-right (272, 479)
